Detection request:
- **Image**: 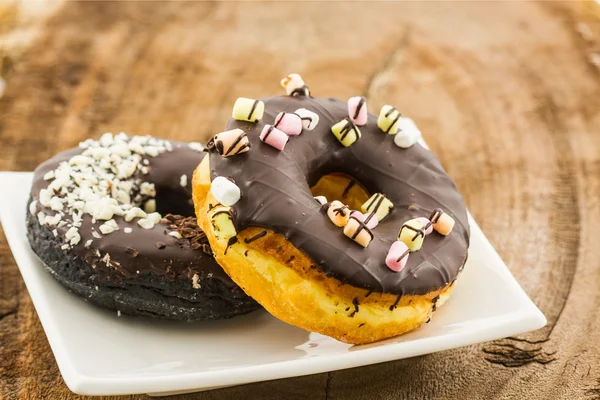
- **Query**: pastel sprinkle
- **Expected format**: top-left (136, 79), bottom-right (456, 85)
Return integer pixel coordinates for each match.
top-left (377, 105), bottom-right (401, 135)
top-left (274, 112), bottom-right (303, 136)
top-left (259, 125), bottom-right (289, 151)
top-left (232, 97), bottom-right (264, 123)
top-left (430, 208), bottom-right (455, 236)
top-left (295, 108), bottom-right (319, 130)
top-left (327, 200), bottom-right (350, 227)
top-left (398, 219), bottom-right (426, 252)
top-left (348, 96), bottom-right (368, 126)
top-left (361, 193), bottom-right (394, 222)
top-left (385, 241), bottom-right (410, 272)
top-left (343, 215), bottom-right (373, 248)
top-left (331, 118), bottom-right (361, 147)
top-left (314, 196), bottom-right (328, 205)
top-left (280, 73), bottom-right (309, 96)
top-left (350, 210), bottom-right (378, 230)
top-left (415, 217), bottom-right (433, 235)
top-left (210, 128), bottom-right (251, 157)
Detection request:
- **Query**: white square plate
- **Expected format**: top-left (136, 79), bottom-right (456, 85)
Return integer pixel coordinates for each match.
top-left (0, 171), bottom-right (545, 396)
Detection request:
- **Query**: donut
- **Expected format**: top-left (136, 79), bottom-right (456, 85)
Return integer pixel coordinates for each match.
top-left (27, 133), bottom-right (259, 320)
top-left (193, 78), bottom-right (470, 344)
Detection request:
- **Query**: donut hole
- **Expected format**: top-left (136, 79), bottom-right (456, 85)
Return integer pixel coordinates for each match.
top-left (154, 187), bottom-right (195, 217)
top-left (310, 173), bottom-right (370, 210)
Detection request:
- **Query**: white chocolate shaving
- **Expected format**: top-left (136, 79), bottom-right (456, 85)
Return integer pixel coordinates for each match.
top-left (192, 273), bottom-right (201, 289)
top-left (140, 182), bottom-right (156, 197)
top-left (65, 226), bottom-right (81, 245)
top-left (144, 199), bottom-right (156, 213)
top-left (43, 214), bottom-right (62, 226)
top-left (188, 142), bottom-right (204, 152)
top-left (33, 134), bottom-right (173, 249)
top-left (50, 196), bottom-right (64, 211)
top-left (146, 212), bottom-right (162, 225)
top-left (99, 219), bottom-right (119, 235)
top-left (137, 218), bottom-right (155, 230)
top-left (124, 207), bottom-right (147, 222)
top-left (168, 231), bottom-right (182, 239)
top-left (39, 189), bottom-right (52, 207)
top-left (29, 200), bottom-right (38, 216)
top-left (37, 211), bottom-right (46, 225)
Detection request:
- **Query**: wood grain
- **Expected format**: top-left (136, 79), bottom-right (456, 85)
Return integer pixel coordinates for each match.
top-left (1, 2), bottom-right (599, 399)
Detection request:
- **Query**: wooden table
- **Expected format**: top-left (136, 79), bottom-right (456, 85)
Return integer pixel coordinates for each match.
top-left (1, 2), bottom-right (599, 399)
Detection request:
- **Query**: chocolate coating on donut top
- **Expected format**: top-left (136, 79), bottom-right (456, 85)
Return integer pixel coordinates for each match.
top-left (30, 134), bottom-right (233, 286)
top-left (209, 96), bottom-right (470, 296)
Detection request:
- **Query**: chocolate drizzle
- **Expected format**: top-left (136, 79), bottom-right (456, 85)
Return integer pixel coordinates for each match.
top-left (244, 230), bottom-right (267, 244)
top-left (364, 193), bottom-right (392, 216)
top-left (430, 208), bottom-right (443, 223)
top-left (353, 97), bottom-right (366, 120)
top-left (225, 132), bottom-right (249, 156)
top-left (349, 216), bottom-right (374, 241)
top-left (225, 236), bottom-right (239, 254)
top-left (350, 297), bottom-right (360, 317)
top-left (209, 96), bottom-right (470, 295)
top-left (432, 294), bottom-right (440, 312)
top-left (396, 248), bottom-right (411, 262)
top-left (273, 112), bottom-right (285, 128)
top-left (333, 205), bottom-right (348, 217)
top-left (262, 125), bottom-right (276, 140)
top-left (402, 224), bottom-right (426, 242)
top-left (385, 107), bottom-right (396, 117)
top-left (390, 294), bottom-right (402, 311)
top-left (290, 85), bottom-right (309, 97)
top-left (342, 180), bottom-right (356, 198)
top-left (339, 118), bottom-right (358, 141)
top-left (299, 115), bottom-right (313, 123)
top-left (384, 106), bottom-right (401, 134)
top-left (363, 211), bottom-right (376, 226)
top-left (248, 100), bottom-right (259, 121)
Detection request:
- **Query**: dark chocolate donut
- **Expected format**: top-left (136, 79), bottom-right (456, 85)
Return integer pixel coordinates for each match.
top-left (27, 133), bottom-right (259, 320)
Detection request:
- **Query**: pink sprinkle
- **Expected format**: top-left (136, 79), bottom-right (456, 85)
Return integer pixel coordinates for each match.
top-left (350, 210), bottom-right (378, 230)
top-left (348, 96), bottom-right (368, 126)
top-left (259, 125), bottom-right (289, 151)
top-left (274, 112), bottom-right (303, 136)
top-left (415, 217), bottom-right (433, 235)
top-left (385, 241), bottom-right (410, 272)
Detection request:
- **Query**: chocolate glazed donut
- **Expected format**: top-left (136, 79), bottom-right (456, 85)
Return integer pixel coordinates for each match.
top-left (27, 134), bottom-right (259, 320)
top-left (194, 93), bottom-right (470, 343)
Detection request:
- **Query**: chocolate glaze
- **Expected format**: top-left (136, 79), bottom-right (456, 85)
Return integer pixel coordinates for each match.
top-left (31, 142), bottom-right (234, 286)
top-left (209, 96), bottom-right (470, 295)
